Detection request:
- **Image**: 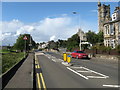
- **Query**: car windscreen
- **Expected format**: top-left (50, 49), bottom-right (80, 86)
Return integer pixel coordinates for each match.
top-left (77, 51), bottom-right (84, 53)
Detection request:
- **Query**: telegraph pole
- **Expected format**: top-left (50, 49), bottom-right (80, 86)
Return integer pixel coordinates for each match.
top-left (73, 11), bottom-right (82, 50)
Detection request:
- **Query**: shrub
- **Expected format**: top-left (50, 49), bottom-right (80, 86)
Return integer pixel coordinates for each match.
top-left (115, 45), bottom-right (120, 53)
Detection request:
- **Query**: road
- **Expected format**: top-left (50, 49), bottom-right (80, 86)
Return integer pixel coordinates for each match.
top-left (35, 51), bottom-right (119, 89)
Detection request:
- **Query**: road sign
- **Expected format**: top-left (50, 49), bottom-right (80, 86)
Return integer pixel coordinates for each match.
top-left (23, 36), bottom-right (28, 40)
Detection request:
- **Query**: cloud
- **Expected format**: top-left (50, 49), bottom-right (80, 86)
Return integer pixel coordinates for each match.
top-left (1, 15), bottom-right (97, 46)
top-left (50, 35), bottom-right (56, 41)
top-left (1, 16), bottom-right (78, 46)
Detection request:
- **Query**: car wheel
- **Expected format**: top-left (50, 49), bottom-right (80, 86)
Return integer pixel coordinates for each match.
top-left (76, 56), bottom-right (79, 59)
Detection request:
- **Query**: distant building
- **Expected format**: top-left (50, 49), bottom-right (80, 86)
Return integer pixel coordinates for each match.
top-left (38, 42), bottom-right (48, 49)
top-left (77, 29), bottom-right (87, 41)
top-left (77, 29), bottom-right (92, 47)
top-left (98, 2), bottom-right (120, 48)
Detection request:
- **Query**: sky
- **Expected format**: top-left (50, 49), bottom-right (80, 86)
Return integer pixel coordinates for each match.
top-left (1, 2), bottom-right (119, 46)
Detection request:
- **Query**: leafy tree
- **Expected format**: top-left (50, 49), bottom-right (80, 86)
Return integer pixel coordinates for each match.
top-left (66, 34), bottom-right (79, 51)
top-left (115, 45), bottom-right (120, 53)
top-left (86, 30), bottom-right (104, 45)
top-left (97, 31), bottom-right (104, 44)
top-left (47, 40), bottom-right (58, 49)
top-left (13, 34), bottom-right (36, 51)
top-left (86, 30), bottom-right (98, 45)
top-left (57, 39), bottom-right (67, 48)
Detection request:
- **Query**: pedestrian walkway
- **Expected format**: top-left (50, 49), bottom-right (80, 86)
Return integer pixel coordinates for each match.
top-left (5, 53), bottom-right (33, 88)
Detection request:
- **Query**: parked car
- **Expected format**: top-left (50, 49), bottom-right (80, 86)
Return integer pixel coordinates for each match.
top-left (71, 50), bottom-right (88, 59)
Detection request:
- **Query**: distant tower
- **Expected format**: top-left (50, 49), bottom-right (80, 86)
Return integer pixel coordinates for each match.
top-left (98, 1), bottom-right (111, 32)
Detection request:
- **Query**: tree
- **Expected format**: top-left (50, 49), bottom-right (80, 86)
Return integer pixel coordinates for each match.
top-left (57, 39), bottom-right (67, 48)
top-left (97, 31), bottom-right (104, 44)
top-left (47, 40), bottom-right (58, 49)
top-left (13, 34), bottom-right (36, 51)
top-left (66, 34), bottom-right (79, 51)
top-left (86, 30), bottom-right (98, 45)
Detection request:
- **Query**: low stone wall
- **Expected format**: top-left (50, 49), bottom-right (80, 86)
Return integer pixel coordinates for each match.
top-left (53, 51), bottom-right (119, 61)
top-left (87, 53), bottom-right (119, 61)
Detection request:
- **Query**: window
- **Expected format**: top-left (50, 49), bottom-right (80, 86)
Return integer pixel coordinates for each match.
top-left (110, 24), bottom-right (114, 35)
top-left (108, 40), bottom-right (109, 46)
top-left (105, 25), bottom-right (107, 34)
top-left (111, 39), bottom-right (115, 48)
top-left (106, 40), bottom-right (108, 46)
top-left (108, 25), bottom-right (110, 34)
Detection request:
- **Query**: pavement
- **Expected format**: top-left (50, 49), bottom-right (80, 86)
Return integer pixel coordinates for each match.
top-left (4, 53), bottom-right (34, 89)
top-left (35, 51), bottom-right (120, 89)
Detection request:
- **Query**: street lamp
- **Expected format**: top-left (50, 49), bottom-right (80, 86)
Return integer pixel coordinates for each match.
top-left (73, 11), bottom-right (82, 51)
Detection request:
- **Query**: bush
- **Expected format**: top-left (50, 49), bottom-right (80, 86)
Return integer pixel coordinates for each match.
top-left (115, 45), bottom-right (120, 53)
top-left (2, 52), bottom-right (25, 73)
top-left (91, 45), bottom-right (112, 53)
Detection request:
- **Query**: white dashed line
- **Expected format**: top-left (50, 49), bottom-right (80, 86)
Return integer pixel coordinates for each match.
top-left (103, 85), bottom-right (120, 88)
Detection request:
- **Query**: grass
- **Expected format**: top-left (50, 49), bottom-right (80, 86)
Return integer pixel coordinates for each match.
top-left (0, 49), bottom-right (10, 53)
top-left (2, 49), bottom-right (26, 74)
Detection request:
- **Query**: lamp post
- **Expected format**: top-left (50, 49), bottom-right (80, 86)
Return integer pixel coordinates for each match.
top-left (73, 11), bottom-right (82, 50)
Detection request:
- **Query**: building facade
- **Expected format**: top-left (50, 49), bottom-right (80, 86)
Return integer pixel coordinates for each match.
top-left (98, 2), bottom-right (111, 32)
top-left (98, 2), bottom-right (120, 48)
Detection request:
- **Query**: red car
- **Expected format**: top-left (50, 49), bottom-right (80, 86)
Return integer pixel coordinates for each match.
top-left (71, 50), bottom-right (88, 59)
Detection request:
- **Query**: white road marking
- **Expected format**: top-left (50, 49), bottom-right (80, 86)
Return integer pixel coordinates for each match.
top-left (81, 67), bottom-right (109, 78)
top-left (67, 67), bottom-right (89, 80)
top-left (48, 57), bottom-right (50, 59)
top-left (103, 85), bottom-right (120, 88)
top-left (77, 70), bottom-right (91, 73)
top-left (52, 59), bottom-right (56, 62)
top-left (59, 59), bottom-right (63, 61)
top-left (71, 66), bottom-right (83, 69)
top-left (87, 76), bottom-right (107, 79)
top-left (68, 66), bottom-right (109, 79)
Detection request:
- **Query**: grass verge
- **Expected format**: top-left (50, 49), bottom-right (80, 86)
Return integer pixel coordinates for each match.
top-left (2, 52), bottom-right (26, 73)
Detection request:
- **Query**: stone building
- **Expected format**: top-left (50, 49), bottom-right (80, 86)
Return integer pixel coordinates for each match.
top-left (98, 2), bottom-right (120, 48)
top-left (98, 1), bottom-right (111, 32)
top-left (103, 7), bottom-right (120, 48)
top-left (77, 29), bottom-right (87, 41)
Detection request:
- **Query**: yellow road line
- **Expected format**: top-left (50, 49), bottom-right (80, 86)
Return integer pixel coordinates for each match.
top-left (37, 65), bottom-right (41, 89)
top-left (38, 64), bottom-right (40, 68)
top-left (35, 65), bottom-right (38, 69)
top-left (37, 63), bottom-right (46, 89)
top-left (40, 73), bottom-right (46, 89)
top-left (37, 73), bottom-right (41, 89)
top-left (35, 55), bottom-right (47, 89)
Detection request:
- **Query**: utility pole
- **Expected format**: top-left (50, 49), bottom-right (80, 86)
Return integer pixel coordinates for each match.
top-left (78, 29), bottom-right (82, 51)
top-left (73, 11), bottom-right (82, 50)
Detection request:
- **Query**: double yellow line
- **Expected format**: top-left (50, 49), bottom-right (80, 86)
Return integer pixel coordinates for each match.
top-left (35, 55), bottom-right (46, 90)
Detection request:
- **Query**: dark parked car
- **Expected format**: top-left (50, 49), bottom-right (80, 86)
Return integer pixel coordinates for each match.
top-left (71, 50), bottom-right (88, 59)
